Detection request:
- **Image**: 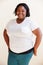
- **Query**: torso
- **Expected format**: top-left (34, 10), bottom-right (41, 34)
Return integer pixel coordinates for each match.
top-left (6, 17), bottom-right (36, 53)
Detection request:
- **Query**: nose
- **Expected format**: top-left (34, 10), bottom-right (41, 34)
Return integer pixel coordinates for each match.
top-left (19, 11), bottom-right (22, 14)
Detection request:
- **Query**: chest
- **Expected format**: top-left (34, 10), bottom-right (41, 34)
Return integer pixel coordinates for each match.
top-left (8, 22), bottom-right (32, 34)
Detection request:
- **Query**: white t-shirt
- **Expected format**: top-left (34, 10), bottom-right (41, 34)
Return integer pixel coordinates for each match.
top-left (6, 17), bottom-right (39, 53)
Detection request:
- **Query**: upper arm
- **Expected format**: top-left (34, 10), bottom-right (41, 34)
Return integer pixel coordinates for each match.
top-left (3, 29), bottom-right (9, 39)
top-left (29, 20), bottom-right (42, 36)
top-left (3, 29), bottom-right (7, 36)
top-left (32, 28), bottom-right (42, 37)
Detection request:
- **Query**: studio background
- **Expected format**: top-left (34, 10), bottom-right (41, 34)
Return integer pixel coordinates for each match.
top-left (0, 0), bottom-right (43, 65)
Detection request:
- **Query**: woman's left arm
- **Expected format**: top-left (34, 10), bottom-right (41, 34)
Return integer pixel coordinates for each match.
top-left (32, 28), bottom-right (42, 56)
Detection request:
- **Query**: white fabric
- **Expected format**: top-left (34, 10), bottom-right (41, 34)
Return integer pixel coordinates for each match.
top-left (5, 17), bottom-right (39, 53)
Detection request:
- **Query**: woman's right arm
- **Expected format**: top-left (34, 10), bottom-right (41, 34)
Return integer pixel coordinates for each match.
top-left (3, 29), bottom-right (10, 49)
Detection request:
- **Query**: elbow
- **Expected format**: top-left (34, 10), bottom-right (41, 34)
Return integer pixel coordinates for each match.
top-left (37, 29), bottom-right (42, 40)
top-left (39, 28), bottom-right (42, 38)
top-left (3, 29), bottom-right (7, 38)
top-left (40, 31), bottom-right (42, 39)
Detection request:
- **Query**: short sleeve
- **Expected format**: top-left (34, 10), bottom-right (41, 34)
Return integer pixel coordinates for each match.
top-left (30, 20), bottom-right (39, 31)
top-left (5, 19), bottom-right (16, 35)
top-left (5, 19), bottom-right (13, 30)
top-left (5, 20), bottom-right (12, 35)
top-left (5, 21), bottom-right (10, 31)
top-left (5, 21), bottom-right (10, 35)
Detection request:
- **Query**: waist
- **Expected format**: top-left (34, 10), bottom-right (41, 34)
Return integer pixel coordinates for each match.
top-left (9, 47), bottom-right (34, 55)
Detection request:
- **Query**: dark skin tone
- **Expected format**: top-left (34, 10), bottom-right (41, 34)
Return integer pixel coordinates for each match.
top-left (3, 29), bottom-right (10, 49)
top-left (3, 6), bottom-right (42, 56)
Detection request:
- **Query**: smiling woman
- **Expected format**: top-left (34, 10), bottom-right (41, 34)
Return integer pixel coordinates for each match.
top-left (14, 3), bottom-right (30, 24)
top-left (0, 0), bottom-right (43, 65)
top-left (3, 2), bottom-right (42, 65)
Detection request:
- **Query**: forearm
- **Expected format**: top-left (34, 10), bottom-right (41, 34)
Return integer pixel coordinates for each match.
top-left (32, 28), bottom-right (42, 49)
top-left (3, 29), bottom-right (10, 48)
top-left (34, 31), bottom-right (42, 49)
top-left (4, 34), bottom-right (9, 47)
top-left (33, 29), bottom-right (42, 56)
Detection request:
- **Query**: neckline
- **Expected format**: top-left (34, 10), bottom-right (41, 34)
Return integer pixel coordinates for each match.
top-left (15, 17), bottom-right (26, 25)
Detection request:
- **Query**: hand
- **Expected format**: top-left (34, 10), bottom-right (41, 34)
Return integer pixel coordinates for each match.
top-left (33, 47), bottom-right (37, 56)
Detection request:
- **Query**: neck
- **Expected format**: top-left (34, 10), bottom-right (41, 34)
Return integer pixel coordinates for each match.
top-left (16, 18), bottom-right (25, 24)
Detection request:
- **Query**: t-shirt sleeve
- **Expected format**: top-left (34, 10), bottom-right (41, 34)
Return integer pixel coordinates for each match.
top-left (30, 20), bottom-right (39, 31)
top-left (5, 19), bottom-right (15, 35)
top-left (5, 21), bottom-right (10, 31)
top-left (5, 20), bottom-right (12, 35)
top-left (5, 22), bottom-right (10, 35)
top-left (5, 19), bottom-right (13, 30)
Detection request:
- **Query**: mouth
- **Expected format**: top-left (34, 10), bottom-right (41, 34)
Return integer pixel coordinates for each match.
top-left (18, 14), bottom-right (23, 16)
top-left (18, 14), bottom-right (24, 18)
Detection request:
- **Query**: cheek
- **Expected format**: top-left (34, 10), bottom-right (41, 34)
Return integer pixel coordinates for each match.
top-left (23, 12), bottom-right (26, 17)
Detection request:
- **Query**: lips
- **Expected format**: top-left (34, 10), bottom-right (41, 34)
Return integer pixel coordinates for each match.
top-left (18, 14), bottom-right (23, 16)
top-left (18, 14), bottom-right (24, 17)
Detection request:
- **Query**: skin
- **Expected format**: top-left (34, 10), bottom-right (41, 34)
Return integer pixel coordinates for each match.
top-left (16, 6), bottom-right (26, 24)
top-left (3, 6), bottom-right (42, 56)
top-left (3, 29), bottom-right (10, 49)
top-left (32, 28), bottom-right (42, 56)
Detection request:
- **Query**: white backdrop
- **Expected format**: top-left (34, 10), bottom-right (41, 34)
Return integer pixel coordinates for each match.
top-left (0, 0), bottom-right (43, 65)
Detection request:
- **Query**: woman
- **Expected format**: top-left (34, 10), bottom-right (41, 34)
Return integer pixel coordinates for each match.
top-left (3, 3), bottom-right (42, 65)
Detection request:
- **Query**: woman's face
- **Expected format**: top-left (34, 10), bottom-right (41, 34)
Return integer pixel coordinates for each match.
top-left (16, 6), bottom-right (26, 20)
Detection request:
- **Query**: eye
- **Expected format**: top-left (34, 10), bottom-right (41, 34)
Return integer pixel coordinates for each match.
top-left (22, 10), bottom-right (25, 12)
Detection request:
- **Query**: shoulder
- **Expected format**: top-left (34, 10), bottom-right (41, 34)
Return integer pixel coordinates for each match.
top-left (25, 17), bottom-right (38, 25)
top-left (6, 18), bottom-right (16, 26)
top-left (8, 18), bottom-right (16, 24)
top-left (25, 17), bottom-right (30, 21)
top-left (5, 18), bottom-right (16, 30)
top-left (25, 17), bottom-right (33, 24)
top-left (25, 17), bottom-right (39, 31)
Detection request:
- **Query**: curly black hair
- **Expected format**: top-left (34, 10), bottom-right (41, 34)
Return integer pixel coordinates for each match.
top-left (14, 3), bottom-right (30, 17)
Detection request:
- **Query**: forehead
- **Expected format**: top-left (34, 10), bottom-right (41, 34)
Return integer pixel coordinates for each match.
top-left (17, 5), bottom-right (26, 10)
